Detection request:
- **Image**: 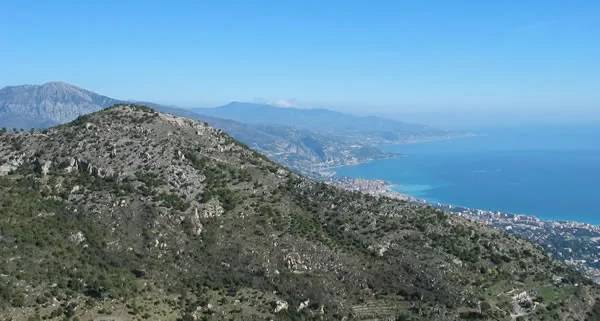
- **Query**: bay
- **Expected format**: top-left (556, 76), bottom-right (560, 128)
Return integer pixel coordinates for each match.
top-left (335, 125), bottom-right (600, 225)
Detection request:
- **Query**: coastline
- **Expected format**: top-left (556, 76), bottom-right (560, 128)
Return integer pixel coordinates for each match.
top-left (313, 132), bottom-right (476, 177)
top-left (328, 175), bottom-right (600, 284)
top-left (322, 130), bottom-right (600, 283)
top-left (319, 131), bottom-right (600, 284)
top-left (329, 132), bottom-right (599, 226)
top-left (330, 173), bottom-right (598, 228)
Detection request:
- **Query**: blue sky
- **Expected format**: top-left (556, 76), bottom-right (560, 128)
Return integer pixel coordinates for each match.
top-left (1, 1), bottom-right (599, 125)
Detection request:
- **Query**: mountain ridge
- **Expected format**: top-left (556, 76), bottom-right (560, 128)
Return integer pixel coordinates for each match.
top-left (0, 104), bottom-right (597, 320)
top-left (156, 104), bottom-right (396, 176)
top-left (193, 101), bottom-right (445, 144)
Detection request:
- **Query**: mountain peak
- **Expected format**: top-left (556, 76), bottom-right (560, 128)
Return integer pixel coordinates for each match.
top-left (221, 101), bottom-right (276, 109)
top-left (42, 80), bottom-right (75, 87)
top-left (0, 82), bottom-right (121, 128)
top-left (1, 81), bottom-right (80, 91)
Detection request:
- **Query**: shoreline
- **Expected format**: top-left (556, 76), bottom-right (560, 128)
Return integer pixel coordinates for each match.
top-left (324, 133), bottom-right (598, 228)
top-left (328, 175), bottom-right (600, 284)
top-left (335, 174), bottom-right (599, 229)
top-left (313, 132), bottom-right (477, 177)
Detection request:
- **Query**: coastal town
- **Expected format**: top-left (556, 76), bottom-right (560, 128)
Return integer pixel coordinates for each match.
top-left (330, 176), bottom-right (600, 284)
top-left (445, 205), bottom-right (600, 284)
top-left (328, 177), bottom-right (410, 201)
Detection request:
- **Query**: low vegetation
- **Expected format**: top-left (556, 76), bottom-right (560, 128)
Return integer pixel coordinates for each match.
top-left (0, 105), bottom-right (597, 320)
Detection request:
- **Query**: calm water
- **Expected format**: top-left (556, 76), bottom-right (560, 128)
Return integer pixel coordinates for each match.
top-left (336, 126), bottom-right (600, 225)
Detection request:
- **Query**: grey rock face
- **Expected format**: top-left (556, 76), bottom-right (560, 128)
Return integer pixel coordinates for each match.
top-left (0, 81), bottom-right (120, 128)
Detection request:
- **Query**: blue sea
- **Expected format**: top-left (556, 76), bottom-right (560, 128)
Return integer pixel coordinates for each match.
top-left (336, 125), bottom-right (600, 225)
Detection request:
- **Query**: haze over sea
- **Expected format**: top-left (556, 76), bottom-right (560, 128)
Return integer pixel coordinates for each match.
top-left (336, 125), bottom-right (600, 225)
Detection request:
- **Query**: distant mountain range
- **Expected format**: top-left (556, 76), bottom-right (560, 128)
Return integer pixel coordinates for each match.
top-left (0, 82), bottom-right (453, 175)
top-left (194, 102), bottom-right (446, 144)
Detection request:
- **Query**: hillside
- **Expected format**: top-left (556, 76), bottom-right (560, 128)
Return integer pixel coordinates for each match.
top-left (0, 105), bottom-right (598, 321)
top-left (155, 105), bottom-right (393, 176)
top-left (0, 82), bottom-right (120, 128)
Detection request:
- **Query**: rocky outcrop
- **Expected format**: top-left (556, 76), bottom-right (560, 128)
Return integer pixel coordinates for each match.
top-left (0, 155), bottom-right (23, 176)
top-left (273, 299), bottom-right (288, 313)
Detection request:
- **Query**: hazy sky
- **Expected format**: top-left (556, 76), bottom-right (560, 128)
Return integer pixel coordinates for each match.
top-left (1, 1), bottom-right (599, 125)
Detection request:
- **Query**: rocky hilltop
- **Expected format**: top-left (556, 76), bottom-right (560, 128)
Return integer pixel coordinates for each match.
top-left (0, 82), bottom-right (119, 128)
top-left (154, 105), bottom-right (394, 177)
top-left (0, 105), bottom-right (598, 320)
